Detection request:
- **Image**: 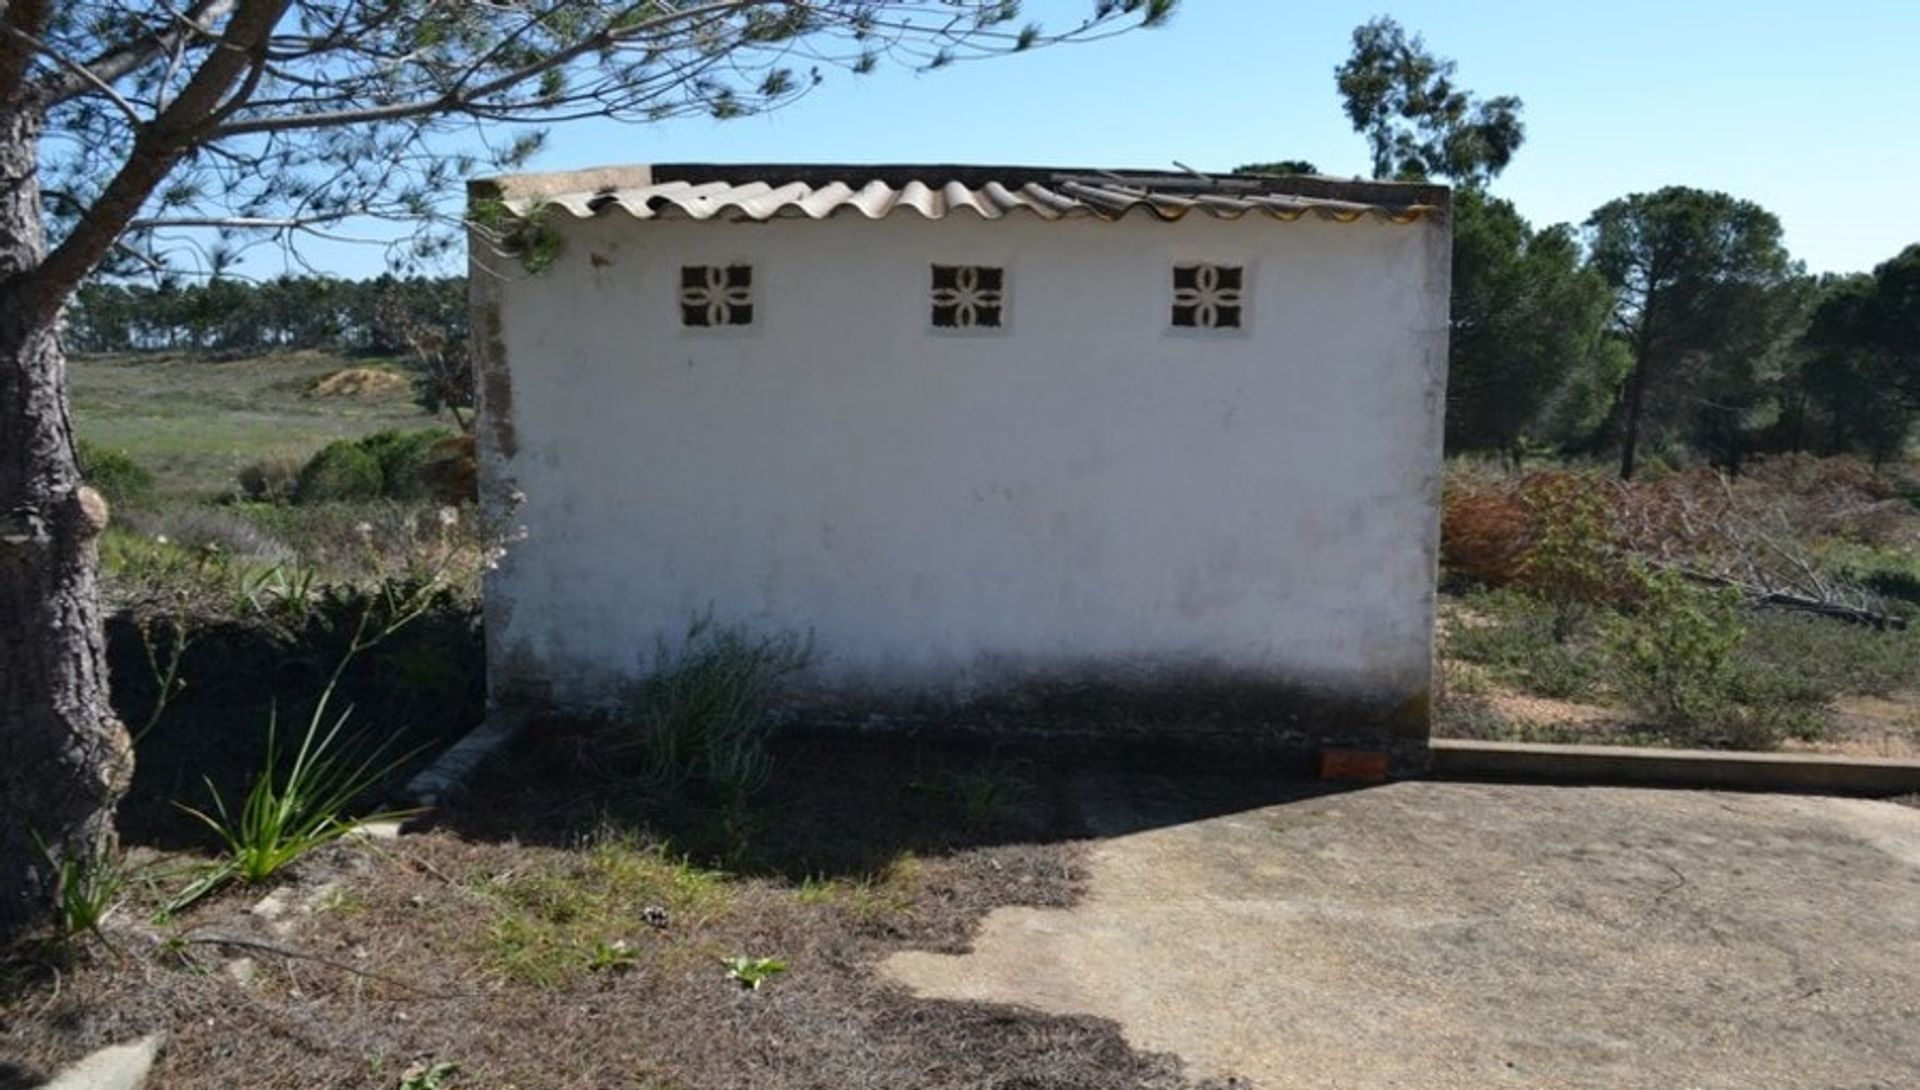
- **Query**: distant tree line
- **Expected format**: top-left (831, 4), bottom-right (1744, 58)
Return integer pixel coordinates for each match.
top-left (1246, 17), bottom-right (1920, 475)
top-left (67, 274), bottom-right (466, 359)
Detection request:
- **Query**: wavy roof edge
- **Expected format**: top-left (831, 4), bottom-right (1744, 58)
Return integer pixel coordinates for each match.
top-left (473, 163), bottom-right (1449, 226)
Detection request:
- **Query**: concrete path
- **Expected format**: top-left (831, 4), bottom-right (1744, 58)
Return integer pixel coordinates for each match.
top-left (885, 778), bottom-right (1920, 1089)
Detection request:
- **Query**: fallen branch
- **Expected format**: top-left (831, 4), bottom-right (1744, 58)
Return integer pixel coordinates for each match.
top-left (1662, 565), bottom-right (1908, 631)
top-left (182, 933), bottom-right (466, 999)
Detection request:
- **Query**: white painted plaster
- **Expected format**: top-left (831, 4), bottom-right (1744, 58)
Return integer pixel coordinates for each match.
top-left (474, 209), bottom-right (1450, 726)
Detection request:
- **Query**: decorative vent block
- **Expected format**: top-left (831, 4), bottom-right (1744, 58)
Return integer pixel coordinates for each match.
top-left (1171, 264), bottom-right (1244, 329)
top-left (680, 264), bottom-right (754, 327)
top-left (930, 265), bottom-right (1005, 329)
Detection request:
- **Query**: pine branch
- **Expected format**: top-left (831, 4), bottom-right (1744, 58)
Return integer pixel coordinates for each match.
top-left (43, 0), bottom-right (238, 106)
top-left (26, 0), bottom-right (289, 319)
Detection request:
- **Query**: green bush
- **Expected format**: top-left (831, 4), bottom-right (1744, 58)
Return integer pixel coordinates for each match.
top-left (1516, 472), bottom-right (1619, 641)
top-left (294, 441), bottom-right (384, 503)
top-left (1820, 543), bottom-right (1920, 614)
top-left (1605, 571), bottom-right (1742, 729)
top-left (354, 428), bottom-right (451, 501)
top-left (293, 428), bottom-right (451, 504)
top-left (1604, 569), bottom-right (1824, 749)
top-left (76, 440), bottom-right (154, 507)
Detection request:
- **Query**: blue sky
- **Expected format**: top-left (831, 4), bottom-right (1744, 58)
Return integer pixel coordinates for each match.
top-left (304, 0), bottom-right (1919, 278)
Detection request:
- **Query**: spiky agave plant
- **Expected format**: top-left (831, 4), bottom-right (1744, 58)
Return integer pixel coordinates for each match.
top-left (171, 684), bottom-right (419, 912)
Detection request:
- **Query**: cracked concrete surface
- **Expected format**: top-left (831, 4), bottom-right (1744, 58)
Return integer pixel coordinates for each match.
top-left (885, 779), bottom-right (1920, 1089)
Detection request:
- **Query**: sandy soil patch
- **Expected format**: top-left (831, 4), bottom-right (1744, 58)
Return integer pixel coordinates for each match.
top-left (308, 366), bottom-right (410, 397)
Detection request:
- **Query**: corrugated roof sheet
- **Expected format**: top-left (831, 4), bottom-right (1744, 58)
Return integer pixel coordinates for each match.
top-left (481, 164), bottom-right (1446, 226)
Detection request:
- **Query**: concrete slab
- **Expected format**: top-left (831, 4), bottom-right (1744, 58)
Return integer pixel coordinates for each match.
top-left (884, 779), bottom-right (1920, 1089)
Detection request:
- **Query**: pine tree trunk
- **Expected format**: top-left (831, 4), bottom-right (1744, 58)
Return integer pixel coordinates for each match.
top-left (0, 104), bottom-right (131, 942)
top-left (1618, 297), bottom-right (1657, 481)
top-left (1618, 355), bottom-right (1647, 481)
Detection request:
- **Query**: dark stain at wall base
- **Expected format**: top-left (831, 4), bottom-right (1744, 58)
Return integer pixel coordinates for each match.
top-left (786, 683), bottom-right (1432, 778)
top-left (488, 644), bottom-right (553, 710)
top-left (778, 713), bottom-right (1434, 780)
top-left (496, 664), bottom-right (1435, 778)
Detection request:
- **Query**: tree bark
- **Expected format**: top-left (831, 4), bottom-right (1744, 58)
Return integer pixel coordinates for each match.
top-left (1618, 291), bottom-right (1658, 481)
top-left (1617, 358), bottom-right (1646, 480)
top-left (0, 103), bottom-right (130, 943)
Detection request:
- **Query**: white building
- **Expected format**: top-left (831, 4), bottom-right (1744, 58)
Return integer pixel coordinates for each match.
top-left (472, 164), bottom-right (1451, 766)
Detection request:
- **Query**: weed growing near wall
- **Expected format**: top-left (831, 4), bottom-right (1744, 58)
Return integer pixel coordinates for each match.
top-left (622, 619), bottom-right (813, 804)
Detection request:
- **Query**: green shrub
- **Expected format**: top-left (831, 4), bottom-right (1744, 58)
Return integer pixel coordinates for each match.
top-left (1865, 570), bottom-right (1920, 609)
top-left (1516, 472), bottom-right (1619, 641)
top-left (355, 428), bottom-right (452, 501)
top-left (1819, 543), bottom-right (1920, 614)
top-left (1605, 571), bottom-right (1742, 728)
top-left (76, 440), bottom-right (154, 508)
top-left (1604, 569), bottom-right (1825, 749)
top-left (622, 618), bottom-right (812, 802)
top-left (295, 441), bottom-right (385, 502)
top-left (293, 428), bottom-right (453, 504)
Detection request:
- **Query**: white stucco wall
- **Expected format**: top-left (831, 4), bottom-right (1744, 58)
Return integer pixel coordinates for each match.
top-left (474, 207), bottom-right (1450, 738)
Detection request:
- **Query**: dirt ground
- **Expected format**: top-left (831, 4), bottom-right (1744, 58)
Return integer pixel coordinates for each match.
top-left (887, 776), bottom-right (1920, 1090)
top-left (0, 735), bottom-right (1229, 1090)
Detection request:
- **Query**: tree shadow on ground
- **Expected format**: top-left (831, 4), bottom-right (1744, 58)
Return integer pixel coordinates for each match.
top-left (418, 720), bottom-right (1365, 882)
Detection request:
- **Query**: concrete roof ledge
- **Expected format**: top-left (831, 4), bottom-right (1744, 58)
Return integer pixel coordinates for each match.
top-left (1432, 738), bottom-right (1920, 797)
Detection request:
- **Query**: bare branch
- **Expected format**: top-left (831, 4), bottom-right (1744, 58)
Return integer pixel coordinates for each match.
top-left (44, 0), bottom-right (238, 106)
top-left (0, 22), bottom-right (142, 126)
top-left (130, 214), bottom-right (334, 230)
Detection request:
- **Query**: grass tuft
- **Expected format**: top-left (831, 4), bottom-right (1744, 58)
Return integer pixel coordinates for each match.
top-left (621, 617), bottom-right (812, 802)
top-left (478, 830), bottom-right (736, 987)
top-left (32, 832), bottom-right (133, 949)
